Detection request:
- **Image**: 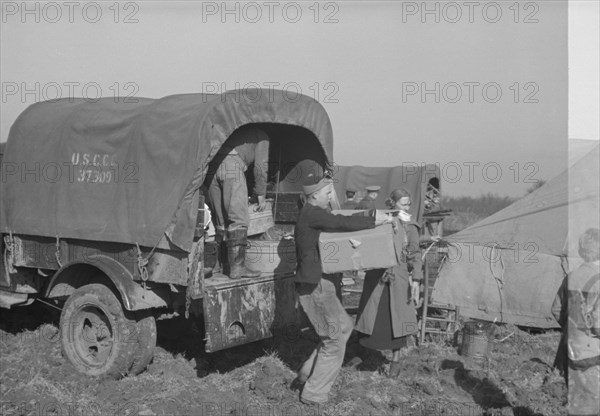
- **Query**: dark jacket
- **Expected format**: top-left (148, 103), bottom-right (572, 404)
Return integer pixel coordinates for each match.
top-left (356, 195), bottom-right (377, 210)
top-left (341, 200), bottom-right (358, 210)
top-left (294, 203), bottom-right (375, 284)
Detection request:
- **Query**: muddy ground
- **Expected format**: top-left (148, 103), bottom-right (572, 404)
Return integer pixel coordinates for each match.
top-left (0, 290), bottom-right (566, 416)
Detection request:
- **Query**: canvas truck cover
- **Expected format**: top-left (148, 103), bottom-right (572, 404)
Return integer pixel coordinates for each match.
top-left (0, 91), bottom-right (333, 252)
top-left (332, 164), bottom-right (440, 226)
top-left (433, 145), bottom-right (599, 328)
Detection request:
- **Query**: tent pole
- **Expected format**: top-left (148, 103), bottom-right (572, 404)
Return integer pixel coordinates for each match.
top-left (273, 146), bottom-right (282, 221)
top-left (420, 256), bottom-right (430, 344)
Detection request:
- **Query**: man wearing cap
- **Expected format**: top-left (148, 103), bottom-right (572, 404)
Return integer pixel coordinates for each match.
top-left (341, 188), bottom-right (358, 210)
top-left (205, 125), bottom-right (269, 279)
top-left (293, 175), bottom-right (390, 405)
top-left (356, 185), bottom-right (381, 210)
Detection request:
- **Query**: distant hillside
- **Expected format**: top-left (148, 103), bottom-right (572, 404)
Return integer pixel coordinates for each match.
top-left (441, 193), bottom-right (517, 236)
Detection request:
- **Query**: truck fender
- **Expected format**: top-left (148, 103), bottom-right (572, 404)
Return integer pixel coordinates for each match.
top-left (45, 255), bottom-right (168, 311)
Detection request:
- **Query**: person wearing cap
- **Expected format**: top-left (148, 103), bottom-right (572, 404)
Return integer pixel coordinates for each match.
top-left (293, 175), bottom-right (391, 405)
top-left (356, 185), bottom-right (381, 210)
top-left (355, 188), bottom-right (423, 378)
top-left (341, 188), bottom-right (358, 210)
top-left (205, 125), bottom-right (269, 279)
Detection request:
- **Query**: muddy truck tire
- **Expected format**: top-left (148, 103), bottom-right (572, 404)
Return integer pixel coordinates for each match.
top-left (129, 311), bottom-right (157, 376)
top-left (60, 283), bottom-right (151, 379)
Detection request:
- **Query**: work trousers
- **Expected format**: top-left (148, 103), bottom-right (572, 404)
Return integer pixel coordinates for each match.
top-left (207, 154), bottom-right (249, 231)
top-left (296, 277), bottom-right (353, 403)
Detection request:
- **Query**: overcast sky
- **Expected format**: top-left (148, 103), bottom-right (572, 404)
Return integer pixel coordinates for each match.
top-left (1, 1), bottom-right (598, 196)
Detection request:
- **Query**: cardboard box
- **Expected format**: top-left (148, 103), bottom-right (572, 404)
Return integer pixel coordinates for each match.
top-left (331, 209), bottom-right (370, 217)
top-left (318, 223), bottom-right (397, 274)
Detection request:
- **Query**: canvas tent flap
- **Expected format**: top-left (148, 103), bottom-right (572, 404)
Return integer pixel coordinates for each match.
top-left (0, 91), bottom-right (333, 252)
top-left (433, 244), bottom-right (565, 328)
top-left (332, 164), bottom-right (440, 226)
top-left (433, 144), bottom-right (599, 327)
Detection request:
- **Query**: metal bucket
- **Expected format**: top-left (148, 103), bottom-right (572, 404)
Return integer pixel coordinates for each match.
top-left (246, 239), bottom-right (297, 274)
top-left (461, 321), bottom-right (490, 362)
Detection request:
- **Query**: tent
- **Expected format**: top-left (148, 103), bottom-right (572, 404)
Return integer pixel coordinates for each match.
top-left (432, 144), bottom-right (599, 328)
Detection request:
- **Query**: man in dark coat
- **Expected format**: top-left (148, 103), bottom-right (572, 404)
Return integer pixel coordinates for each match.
top-left (341, 188), bottom-right (358, 209)
top-left (293, 175), bottom-right (390, 405)
top-left (206, 125), bottom-right (269, 279)
top-left (356, 185), bottom-right (381, 210)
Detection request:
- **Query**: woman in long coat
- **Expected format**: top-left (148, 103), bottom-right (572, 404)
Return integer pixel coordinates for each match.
top-left (355, 188), bottom-right (423, 378)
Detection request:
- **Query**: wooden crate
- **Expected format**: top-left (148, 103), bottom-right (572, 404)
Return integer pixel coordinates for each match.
top-left (248, 201), bottom-right (275, 236)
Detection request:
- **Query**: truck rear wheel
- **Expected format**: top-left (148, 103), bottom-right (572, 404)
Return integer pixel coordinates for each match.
top-left (60, 283), bottom-right (147, 378)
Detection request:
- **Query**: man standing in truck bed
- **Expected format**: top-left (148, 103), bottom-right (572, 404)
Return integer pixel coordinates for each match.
top-left (293, 175), bottom-right (390, 405)
top-left (206, 125), bottom-right (269, 279)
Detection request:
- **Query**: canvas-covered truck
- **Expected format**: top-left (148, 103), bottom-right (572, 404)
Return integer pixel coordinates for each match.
top-left (0, 90), bottom-right (338, 378)
top-left (0, 90), bottom-right (445, 378)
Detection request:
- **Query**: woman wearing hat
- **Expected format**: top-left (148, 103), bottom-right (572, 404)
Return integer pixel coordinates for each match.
top-left (355, 188), bottom-right (423, 378)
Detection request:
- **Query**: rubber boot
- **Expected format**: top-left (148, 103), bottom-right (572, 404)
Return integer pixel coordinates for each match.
top-left (210, 229), bottom-right (227, 278)
top-left (213, 230), bottom-right (225, 273)
top-left (226, 228), bottom-right (260, 279)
